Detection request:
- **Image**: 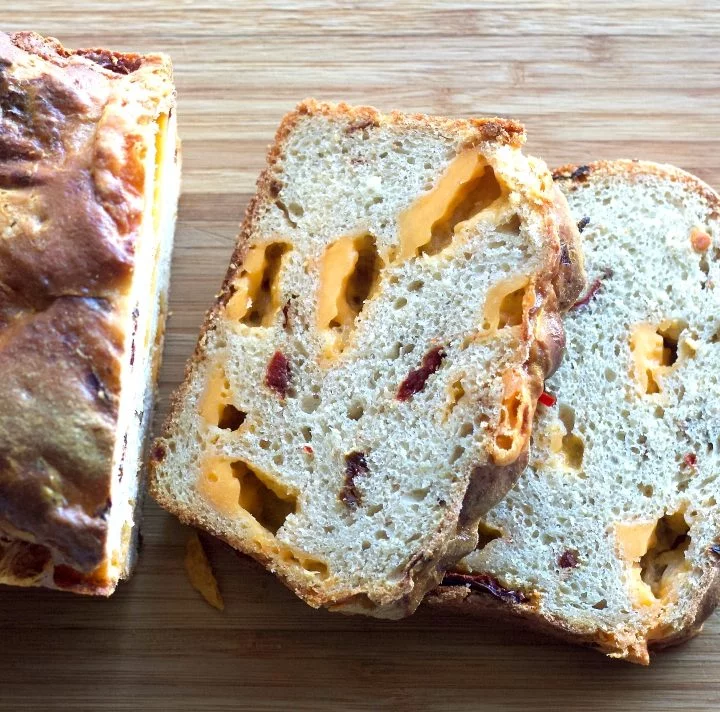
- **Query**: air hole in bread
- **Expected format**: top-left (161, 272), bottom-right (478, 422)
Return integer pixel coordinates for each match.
top-left (217, 404), bottom-right (247, 431)
top-left (347, 402), bottom-right (364, 421)
top-left (558, 405), bottom-right (584, 469)
top-left (638, 483), bottom-right (654, 498)
top-left (562, 433), bottom-right (584, 469)
top-left (459, 422), bottom-right (474, 437)
top-left (657, 321), bottom-right (685, 366)
top-left (199, 365), bottom-right (234, 427)
top-left (394, 297), bottom-right (408, 309)
top-left (592, 599), bottom-right (608, 610)
top-left (482, 275), bottom-right (530, 334)
top-left (477, 520), bottom-right (503, 550)
top-left (498, 287), bottom-right (526, 329)
top-left (226, 242), bottom-right (292, 326)
top-left (288, 202), bottom-right (304, 218)
top-left (493, 371), bottom-right (529, 460)
top-left (300, 395), bottom-right (321, 414)
top-left (449, 445), bottom-right (465, 464)
top-left (274, 199), bottom-right (297, 227)
top-left (375, 530), bottom-right (389, 540)
top-left (699, 252), bottom-right (710, 282)
top-left (497, 214), bottom-right (522, 235)
top-left (318, 233), bottom-right (381, 347)
top-left (276, 547), bottom-right (329, 578)
top-left (639, 512), bottom-right (691, 599)
top-left (408, 279), bottom-right (424, 292)
top-left (446, 378), bottom-right (466, 416)
top-left (231, 461), bottom-right (297, 535)
top-left (407, 488), bottom-right (429, 502)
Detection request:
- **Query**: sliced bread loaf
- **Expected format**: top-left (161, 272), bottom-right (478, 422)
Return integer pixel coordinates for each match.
top-left (433, 160), bottom-right (720, 662)
top-left (150, 100), bottom-right (583, 617)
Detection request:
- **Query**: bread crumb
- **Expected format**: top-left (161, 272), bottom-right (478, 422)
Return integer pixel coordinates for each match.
top-left (185, 531), bottom-right (224, 611)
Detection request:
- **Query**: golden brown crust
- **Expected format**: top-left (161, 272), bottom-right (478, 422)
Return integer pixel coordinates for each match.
top-left (150, 100), bottom-right (584, 615)
top-left (0, 31), bottom-right (175, 594)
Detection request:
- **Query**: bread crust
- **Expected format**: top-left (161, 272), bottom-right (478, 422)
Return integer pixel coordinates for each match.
top-left (150, 100), bottom-right (584, 615)
top-left (0, 31), bottom-right (175, 594)
top-left (430, 159), bottom-right (720, 663)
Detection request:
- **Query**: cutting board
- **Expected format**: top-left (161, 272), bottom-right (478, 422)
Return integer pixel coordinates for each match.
top-left (3, 3), bottom-right (720, 710)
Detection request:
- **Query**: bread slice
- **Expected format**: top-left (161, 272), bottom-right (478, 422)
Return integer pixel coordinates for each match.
top-left (0, 32), bottom-right (179, 594)
top-left (150, 100), bottom-right (583, 617)
top-left (432, 160), bottom-right (720, 662)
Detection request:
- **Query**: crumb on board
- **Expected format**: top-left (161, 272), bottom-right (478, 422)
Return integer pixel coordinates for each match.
top-left (184, 531), bottom-right (224, 611)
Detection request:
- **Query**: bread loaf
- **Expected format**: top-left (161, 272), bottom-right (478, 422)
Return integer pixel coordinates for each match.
top-left (0, 32), bottom-right (179, 594)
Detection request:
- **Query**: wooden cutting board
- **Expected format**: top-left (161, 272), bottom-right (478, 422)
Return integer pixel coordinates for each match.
top-left (3, 3), bottom-right (720, 710)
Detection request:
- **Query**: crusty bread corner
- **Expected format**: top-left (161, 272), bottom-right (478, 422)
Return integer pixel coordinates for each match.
top-left (150, 99), bottom-right (584, 617)
top-left (431, 160), bottom-right (720, 663)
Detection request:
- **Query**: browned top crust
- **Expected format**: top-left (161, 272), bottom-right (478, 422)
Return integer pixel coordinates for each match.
top-left (289, 98), bottom-right (526, 149)
top-left (0, 31), bottom-right (174, 592)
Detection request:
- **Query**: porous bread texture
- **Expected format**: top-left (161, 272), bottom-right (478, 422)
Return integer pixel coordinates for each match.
top-left (151, 100), bottom-right (581, 617)
top-left (438, 161), bottom-right (720, 663)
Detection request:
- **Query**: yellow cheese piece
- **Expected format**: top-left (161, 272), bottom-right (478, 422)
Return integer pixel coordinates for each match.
top-left (199, 365), bottom-right (230, 426)
top-left (185, 531), bottom-right (224, 611)
top-left (615, 520), bottom-right (658, 607)
top-left (397, 149), bottom-right (503, 260)
top-left (615, 520), bottom-right (657, 561)
top-left (492, 367), bottom-right (531, 464)
top-left (548, 423), bottom-right (565, 454)
top-left (197, 456), bottom-right (240, 516)
top-left (152, 113), bottom-right (168, 235)
top-left (482, 274), bottom-right (530, 334)
top-left (317, 234), bottom-right (362, 329)
top-left (630, 320), bottom-right (687, 394)
top-left (197, 454), bottom-right (297, 536)
top-left (627, 568), bottom-right (657, 608)
top-left (630, 323), bottom-right (665, 394)
top-left (226, 245), bottom-right (267, 321)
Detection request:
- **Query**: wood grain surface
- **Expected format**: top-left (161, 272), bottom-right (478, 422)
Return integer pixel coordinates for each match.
top-left (3, 2), bottom-right (720, 710)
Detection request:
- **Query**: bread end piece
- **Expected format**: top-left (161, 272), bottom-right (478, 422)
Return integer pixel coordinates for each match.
top-left (0, 31), bottom-right (179, 595)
